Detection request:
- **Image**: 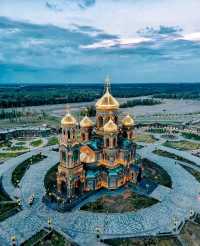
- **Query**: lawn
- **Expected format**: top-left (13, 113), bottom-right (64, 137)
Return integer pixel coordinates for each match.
top-left (104, 236), bottom-right (182, 246)
top-left (31, 139), bottom-right (43, 147)
top-left (134, 134), bottom-right (157, 144)
top-left (182, 132), bottom-right (200, 141)
top-left (142, 158), bottom-right (172, 188)
top-left (6, 145), bottom-right (29, 152)
top-left (47, 136), bottom-right (58, 146)
top-left (163, 140), bottom-right (200, 151)
top-left (81, 189), bottom-right (158, 213)
top-left (12, 153), bottom-right (46, 187)
top-left (0, 179), bottom-right (20, 222)
top-left (44, 163), bottom-right (59, 192)
top-left (153, 149), bottom-right (195, 165)
top-left (22, 229), bottom-right (75, 246)
top-left (15, 141), bottom-right (26, 146)
top-left (0, 152), bottom-right (26, 161)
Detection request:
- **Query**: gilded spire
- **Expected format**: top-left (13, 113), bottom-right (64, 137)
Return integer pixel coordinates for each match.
top-left (104, 75), bottom-right (111, 93)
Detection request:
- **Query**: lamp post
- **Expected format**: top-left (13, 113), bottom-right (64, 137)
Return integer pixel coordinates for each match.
top-left (189, 208), bottom-right (195, 219)
top-left (11, 235), bottom-right (16, 246)
top-left (48, 217), bottom-right (52, 231)
top-left (96, 227), bottom-right (101, 240)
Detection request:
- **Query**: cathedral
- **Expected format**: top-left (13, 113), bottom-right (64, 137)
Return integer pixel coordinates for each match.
top-left (56, 78), bottom-right (138, 201)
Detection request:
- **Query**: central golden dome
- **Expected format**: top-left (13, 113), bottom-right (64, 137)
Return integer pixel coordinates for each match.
top-left (103, 119), bottom-right (118, 133)
top-left (122, 114), bottom-right (134, 127)
top-left (95, 77), bottom-right (119, 111)
top-left (61, 112), bottom-right (77, 127)
top-left (80, 116), bottom-right (93, 128)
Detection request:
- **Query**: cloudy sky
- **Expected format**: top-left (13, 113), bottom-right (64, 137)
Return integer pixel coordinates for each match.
top-left (1, 0), bottom-right (200, 83)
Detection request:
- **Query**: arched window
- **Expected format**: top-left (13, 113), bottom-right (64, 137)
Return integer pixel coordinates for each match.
top-left (106, 138), bottom-right (109, 147)
top-left (98, 116), bottom-right (103, 127)
top-left (82, 133), bottom-right (85, 141)
top-left (114, 115), bottom-right (118, 124)
top-left (73, 129), bottom-right (76, 139)
top-left (67, 130), bottom-right (70, 139)
top-left (113, 138), bottom-right (116, 147)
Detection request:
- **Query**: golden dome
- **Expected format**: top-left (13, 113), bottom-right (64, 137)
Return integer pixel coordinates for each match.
top-left (61, 112), bottom-right (77, 127)
top-left (103, 119), bottom-right (118, 133)
top-left (96, 77), bottom-right (119, 111)
top-left (80, 116), bottom-right (93, 128)
top-left (122, 114), bottom-right (134, 127)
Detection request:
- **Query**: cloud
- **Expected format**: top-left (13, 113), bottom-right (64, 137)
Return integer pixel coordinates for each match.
top-left (137, 25), bottom-right (183, 38)
top-left (177, 32), bottom-right (200, 42)
top-left (80, 37), bottom-right (152, 49)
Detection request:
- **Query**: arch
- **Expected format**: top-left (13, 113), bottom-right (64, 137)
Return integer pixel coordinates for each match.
top-left (82, 133), bottom-right (85, 141)
top-left (67, 130), bottom-right (70, 139)
top-left (106, 138), bottom-right (109, 147)
top-left (98, 115), bottom-right (103, 127)
top-left (113, 137), bottom-right (116, 147)
top-left (114, 115), bottom-right (118, 124)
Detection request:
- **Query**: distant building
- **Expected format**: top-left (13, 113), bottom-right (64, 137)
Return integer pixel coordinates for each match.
top-left (57, 78), bottom-right (138, 201)
top-left (0, 127), bottom-right (52, 141)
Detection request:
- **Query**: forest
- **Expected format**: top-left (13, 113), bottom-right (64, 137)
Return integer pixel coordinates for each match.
top-left (0, 83), bottom-right (199, 108)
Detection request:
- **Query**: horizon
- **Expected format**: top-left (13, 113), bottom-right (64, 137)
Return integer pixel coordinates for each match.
top-left (1, 0), bottom-right (200, 83)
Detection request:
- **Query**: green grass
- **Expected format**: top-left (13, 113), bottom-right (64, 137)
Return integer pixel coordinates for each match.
top-left (0, 179), bottom-right (20, 221)
top-left (104, 236), bottom-right (182, 246)
top-left (0, 152), bottom-right (26, 161)
top-left (163, 140), bottom-right (200, 151)
top-left (6, 145), bottom-right (29, 151)
top-left (47, 136), bottom-right (58, 146)
top-left (31, 139), bottom-right (43, 147)
top-left (0, 140), bottom-right (12, 148)
top-left (15, 141), bottom-right (26, 146)
top-left (153, 149), bottom-right (196, 165)
top-left (142, 158), bottom-right (172, 188)
top-left (44, 163), bottom-right (59, 193)
top-left (12, 153), bottom-right (46, 187)
top-left (134, 134), bottom-right (157, 143)
top-left (22, 230), bottom-right (74, 246)
top-left (182, 132), bottom-right (200, 141)
top-left (81, 189), bottom-right (158, 213)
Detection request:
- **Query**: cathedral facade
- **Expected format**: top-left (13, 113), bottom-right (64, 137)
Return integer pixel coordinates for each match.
top-left (57, 78), bottom-right (138, 201)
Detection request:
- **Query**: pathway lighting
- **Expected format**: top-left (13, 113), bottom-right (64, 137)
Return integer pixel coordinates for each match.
top-left (48, 217), bottom-right (52, 230)
top-left (11, 235), bottom-right (16, 246)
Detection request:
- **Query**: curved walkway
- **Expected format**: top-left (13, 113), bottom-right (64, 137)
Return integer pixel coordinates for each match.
top-left (0, 136), bottom-right (200, 245)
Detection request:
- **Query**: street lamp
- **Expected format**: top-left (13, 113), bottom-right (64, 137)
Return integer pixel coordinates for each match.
top-left (48, 217), bottom-right (52, 230)
top-left (189, 208), bottom-right (194, 218)
top-left (11, 235), bottom-right (16, 246)
top-left (96, 227), bottom-right (101, 239)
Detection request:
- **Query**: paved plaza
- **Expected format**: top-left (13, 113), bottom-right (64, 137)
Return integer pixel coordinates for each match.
top-left (0, 135), bottom-right (200, 245)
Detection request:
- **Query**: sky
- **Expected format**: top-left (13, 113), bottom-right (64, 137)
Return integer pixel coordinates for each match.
top-left (0, 0), bottom-right (200, 83)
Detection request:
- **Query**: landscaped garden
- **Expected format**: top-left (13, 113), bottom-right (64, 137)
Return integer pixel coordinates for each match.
top-left (80, 189), bottom-right (158, 213)
top-left (22, 229), bottom-right (76, 246)
top-left (12, 153), bottom-right (47, 187)
top-left (30, 138), bottom-right (43, 147)
top-left (0, 179), bottom-right (20, 222)
top-left (44, 163), bottom-right (59, 192)
top-left (163, 140), bottom-right (200, 151)
top-left (0, 152), bottom-right (26, 161)
top-left (134, 134), bottom-right (157, 144)
top-left (153, 149), bottom-right (195, 165)
top-left (47, 136), bottom-right (58, 146)
top-left (104, 236), bottom-right (182, 246)
top-left (182, 132), bottom-right (200, 141)
top-left (142, 158), bottom-right (172, 188)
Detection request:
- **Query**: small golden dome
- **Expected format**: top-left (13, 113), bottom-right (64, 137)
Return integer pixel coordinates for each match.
top-left (61, 112), bottom-right (77, 127)
top-left (103, 119), bottom-right (118, 133)
top-left (122, 114), bottom-right (134, 127)
top-left (80, 116), bottom-right (93, 128)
